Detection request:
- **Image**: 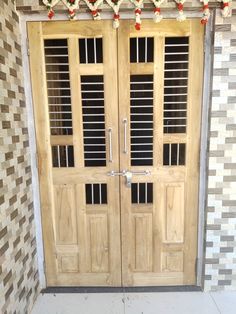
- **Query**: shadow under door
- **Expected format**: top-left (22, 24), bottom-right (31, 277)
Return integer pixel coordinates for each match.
top-left (28, 19), bottom-right (204, 287)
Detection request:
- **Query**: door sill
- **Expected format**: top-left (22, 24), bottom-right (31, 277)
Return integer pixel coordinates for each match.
top-left (42, 285), bottom-right (202, 294)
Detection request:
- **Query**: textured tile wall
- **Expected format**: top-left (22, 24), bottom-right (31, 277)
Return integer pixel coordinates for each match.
top-left (204, 10), bottom-right (236, 291)
top-left (14, 0), bottom-right (236, 293)
top-left (0, 0), bottom-right (40, 313)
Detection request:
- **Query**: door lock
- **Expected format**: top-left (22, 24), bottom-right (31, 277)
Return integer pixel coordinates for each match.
top-left (124, 171), bottom-right (132, 188)
top-left (107, 170), bottom-right (151, 188)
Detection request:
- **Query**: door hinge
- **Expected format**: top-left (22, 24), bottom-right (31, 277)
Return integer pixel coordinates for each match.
top-left (26, 37), bottom-right (30, 56)
top-left (195, 258), bottom-right (199, 276)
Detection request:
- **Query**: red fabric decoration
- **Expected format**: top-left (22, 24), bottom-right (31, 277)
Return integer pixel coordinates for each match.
top-left (177, 3), bottom-right (184, 11)
top-left (154, 7), bottom-right (161, 13)
top-left (48, 10), bottom-right (55, 19)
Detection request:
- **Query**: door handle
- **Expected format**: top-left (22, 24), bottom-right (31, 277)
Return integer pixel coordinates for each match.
top-left (107, 128), bottom-right (113, 163)
top-left (123, 118), bottom-right (128, 154)
top-left (123, 170), bottom-right (151, 187)
top-left (107, 170), bottom-right (151, 188)
top-left (107, 170), bottom-right (126, 177)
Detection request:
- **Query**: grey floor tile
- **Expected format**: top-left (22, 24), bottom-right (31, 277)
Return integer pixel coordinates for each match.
top-left (31, 293), bottom-right (125, 314)
top-left (124, 292), bottom-right (220, 314)
top-left (210, 291), bottom-right (236, 314)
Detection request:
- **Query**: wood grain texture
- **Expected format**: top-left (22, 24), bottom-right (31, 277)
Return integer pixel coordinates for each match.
top-left (29, 20), bottom-right (121, 287)
top-left (29, 19), bottom-right (203, 287)
top-left (119, 19), bottom-right (203, 286)
top-left (28, 22), bottom-right (57, 286)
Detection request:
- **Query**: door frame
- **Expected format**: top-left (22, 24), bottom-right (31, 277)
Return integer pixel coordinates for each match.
top-left (19, 10), bottom-right (214, 290)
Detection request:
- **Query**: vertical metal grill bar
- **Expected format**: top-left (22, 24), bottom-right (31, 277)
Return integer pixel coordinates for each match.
top-left (169, 144), bottom-right (172, 166)
top-left (91, 184), bottom-right (94, 205)
top-left (85, 38), bottom-right (88, 64)
top-left (65, 146), bottom-right (68, 167)
top-left (94, 38), bottom-right (97, 64)
top-left (145, 37), bottom-right (147, 63)
top-left (177, 143), bottom-right (180, 166)
top-left (99, 184), bottom-right (102, 205)
top-left (136, 37), bottom-right (139, 63)
top-left (57, 145), bottom-right (61, 168)
top-left (145, 183), bottom-right (148, 204)
top-left (137, 183), bottom-right (139, 204)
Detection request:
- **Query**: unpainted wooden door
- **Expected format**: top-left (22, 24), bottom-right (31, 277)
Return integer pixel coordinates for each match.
top-left (28, 21), bottom-right (121, 286)
top-left (118, 20), bottom-right (203, 286)
top-left (28, 19), bottom-right (203, 287)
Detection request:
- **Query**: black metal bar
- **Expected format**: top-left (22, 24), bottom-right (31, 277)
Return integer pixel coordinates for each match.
top-left (42, 285), bottom-right (202, 294)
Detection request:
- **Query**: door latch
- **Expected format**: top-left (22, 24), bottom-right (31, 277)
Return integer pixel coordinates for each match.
top-left (107, 170), bottom-right (151, 188)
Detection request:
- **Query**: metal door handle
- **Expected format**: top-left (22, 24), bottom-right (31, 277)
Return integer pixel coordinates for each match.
top-left (107, 128), bottom-right (113, 163)
top-left (107, 170), bottom-right (126, 177)
top-left (130, 170), bottom-right (151, 176)
top-left (107, 169), bottom-right (151, 188)
top-left (123, 118), bottom-right (128, 154)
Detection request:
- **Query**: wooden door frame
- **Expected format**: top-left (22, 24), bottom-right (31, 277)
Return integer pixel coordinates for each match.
top-left (20, 12), bottom-right (214, 290)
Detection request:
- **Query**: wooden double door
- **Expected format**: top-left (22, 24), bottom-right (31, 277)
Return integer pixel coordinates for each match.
top-left (28, 19), bottom-right (203, 287)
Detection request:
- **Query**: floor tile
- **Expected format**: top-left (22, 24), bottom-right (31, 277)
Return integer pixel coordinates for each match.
top-left (31, 293), bottom-right (125, 314)
top-left (210, 291), bottom-right (236, 314)
top-left (124, 292), bottom-right (220, 314)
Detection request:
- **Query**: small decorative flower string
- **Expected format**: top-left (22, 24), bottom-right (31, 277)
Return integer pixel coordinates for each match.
top-left (43, 0), bottom-right (60, 19)
top-left (219, 0), bottom-right (231, 18)
top-left (151, 0), bottom-right (165, 23)
top-left (62, 0), bottom-right (80, 19)
top-left (200, 0), bottom-right (210, 24)
top-left (106, 0), bottom-right (124, 28)
top-left (130, 0), bottom-right (144, 30)
top-left (83, 0), bottom-right (103, 20)
top-left (175, 0), bottom-right (186, 22)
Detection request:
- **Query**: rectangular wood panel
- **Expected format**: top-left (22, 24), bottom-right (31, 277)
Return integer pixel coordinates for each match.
top-left (162, 251), bottom-right (184, 272)
top-left (58, 254), bottom-right (79, 273)
top-left (165, 183), bottom-right (184, 243)
top-left (54, 185), bottom-right (77, 245)
top-left (133, 214), bottom-right (153, 272)
top-left (88, 214), bottom-right (109, 273)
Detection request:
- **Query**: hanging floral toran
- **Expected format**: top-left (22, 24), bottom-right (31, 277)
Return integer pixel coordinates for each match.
top-left (43, 0), bottom-right (232, 30)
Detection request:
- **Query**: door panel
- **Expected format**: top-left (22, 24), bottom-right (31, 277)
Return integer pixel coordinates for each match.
top-left (28, 19), bottom-right (203, 287)
top-left (28, 21), bottom-right (121, 286)
top-left (118, 20), bottom-right (203, 286)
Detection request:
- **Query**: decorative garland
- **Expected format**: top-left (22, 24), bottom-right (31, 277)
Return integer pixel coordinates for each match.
top-left (43, 0), bottom-right (58, 19)
top-left (62, 0), bottom-right (80, 19)
top-left (200, 0), bottom-right (210, 24)
top-left (106, 0), bottom-right (124, 28)
top-left (83, 0), bottom-right (104, 20)
top-left (42, 0), bottom-right (231, 28)
top-left (218, 0), bottom-right (231, 18)
top-left (130, 0), bottom-right (144, 30)
top-left (174, 0), bottom-right (186, 21)
top-left (151, 0), bottom-right (165, 23)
